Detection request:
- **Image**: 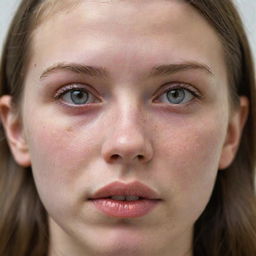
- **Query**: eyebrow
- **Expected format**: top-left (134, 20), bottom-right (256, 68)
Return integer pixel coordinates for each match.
top-left (39, 61), bottom-right (213, 80)
top-left (150, 62), bottom-right (213, 77)
top-left (40, 63), bottom-right (108, 80)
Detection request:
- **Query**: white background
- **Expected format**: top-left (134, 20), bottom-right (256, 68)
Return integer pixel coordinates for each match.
top-left (0, 0), bottom-right (255, 61)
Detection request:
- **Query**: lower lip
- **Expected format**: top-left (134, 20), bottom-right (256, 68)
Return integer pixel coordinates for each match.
top-left (90, 199), bottom-right (160, 218)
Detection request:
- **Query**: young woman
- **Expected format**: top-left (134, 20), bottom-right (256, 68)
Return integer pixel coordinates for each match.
top-left (0, 0), bottom-right (255, 255)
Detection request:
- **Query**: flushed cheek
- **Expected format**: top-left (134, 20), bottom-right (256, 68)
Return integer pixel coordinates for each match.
top-left (154, 119), bottom-right (226, 219)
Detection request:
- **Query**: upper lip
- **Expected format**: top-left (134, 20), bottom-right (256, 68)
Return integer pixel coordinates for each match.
top-left (88, 181), bottom-right (161, 200)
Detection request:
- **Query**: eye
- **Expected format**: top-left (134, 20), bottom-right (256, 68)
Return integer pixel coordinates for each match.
top-left (55, 85), bottom-right (99, 106)
top-left (157, 85), bottom-right (200, 105)
top-left (63, 89), bottom-right (89, 105)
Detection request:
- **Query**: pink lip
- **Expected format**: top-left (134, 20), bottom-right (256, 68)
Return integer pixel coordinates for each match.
top-left (89, 181), bottom-right (161, 200)
top-left (88, 181), bottom-right (162, 218)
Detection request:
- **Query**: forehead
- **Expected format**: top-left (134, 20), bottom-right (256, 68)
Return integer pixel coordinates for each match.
top-left (36, 0), bottom-right (205, 30)
top-left (33, 0), bottom-right (222, 49)
top-left (30, 0), bottom-right (226, 84)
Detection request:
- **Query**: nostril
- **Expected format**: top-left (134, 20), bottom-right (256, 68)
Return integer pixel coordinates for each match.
top-left (109, 154), bottom-right (144, 161)
top-left (111, 154), bottom-right (120, 160)
top-left (138, 155), bottom-right (144, 160)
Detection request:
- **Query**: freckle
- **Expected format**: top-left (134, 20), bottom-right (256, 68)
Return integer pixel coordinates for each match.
top-left (66, 126), bottom-right (73, 133)
top-left (33, 63), bottom-right (37, 67)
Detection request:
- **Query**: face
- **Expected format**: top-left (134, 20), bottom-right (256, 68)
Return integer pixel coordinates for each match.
top-left (1, 0), bottom-right (248, 256)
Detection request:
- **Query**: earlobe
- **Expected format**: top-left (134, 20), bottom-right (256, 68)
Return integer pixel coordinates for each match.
top-left (0, 95), bottom-right (31, 167)
top-left (219, 96), bottom-right (249, 170)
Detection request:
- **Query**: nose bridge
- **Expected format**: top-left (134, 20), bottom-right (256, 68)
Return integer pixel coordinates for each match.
top-left (101, 97), bottom-right (153, 164)
top-left (116, 93), bottom-right (144, 132)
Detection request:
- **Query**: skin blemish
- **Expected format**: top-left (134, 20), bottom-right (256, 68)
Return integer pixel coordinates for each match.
top-left (66, 126), bottom-right (73, 133)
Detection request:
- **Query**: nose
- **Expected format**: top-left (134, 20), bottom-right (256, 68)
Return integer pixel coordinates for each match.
top-left (101, 111), bottom-right (154, 165)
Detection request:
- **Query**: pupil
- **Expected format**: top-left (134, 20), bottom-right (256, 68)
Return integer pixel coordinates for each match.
top-left (170, 90), bottom-right (179, 98)
top-left (71, 90), bottom-right (88, 104)
top-left (167, 89), bottom-right (185, 104)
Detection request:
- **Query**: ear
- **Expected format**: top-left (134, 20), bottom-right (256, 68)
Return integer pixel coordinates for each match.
top-left (219, 96), bottom-right (249, 170)
top-left (0, 95), bottom-right (31, 167)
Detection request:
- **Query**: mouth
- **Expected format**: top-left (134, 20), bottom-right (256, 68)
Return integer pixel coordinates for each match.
top-left (88, 181), bottom-right (162, 218)
top-left (89, 195), bottom-right (149, 201)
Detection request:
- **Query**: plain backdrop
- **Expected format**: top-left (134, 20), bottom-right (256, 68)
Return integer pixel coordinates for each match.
top-left (0, 0), bottom-right (255, 61)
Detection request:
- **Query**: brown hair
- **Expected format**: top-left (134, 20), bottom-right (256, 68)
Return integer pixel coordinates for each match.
top-left (0, 0), bottom-right (255, 255)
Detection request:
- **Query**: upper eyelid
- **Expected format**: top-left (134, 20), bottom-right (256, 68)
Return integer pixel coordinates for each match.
top-left (55, 84), bottom-right (100, 106)
top-left (156, 82), bottom-right (202, 98)
top-left (54, 83), bottom-right (97, 98)
top-left (54, 81), bottom-right (201, 99)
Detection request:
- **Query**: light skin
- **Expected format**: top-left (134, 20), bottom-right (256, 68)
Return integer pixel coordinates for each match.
top-left (0, 0), bottom-right (249, 255)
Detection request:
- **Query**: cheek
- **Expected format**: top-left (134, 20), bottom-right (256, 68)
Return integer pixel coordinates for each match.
top-left (24, 116), bottom-right (102, 212)
top-left (164, 123), bottom-right (223, 179)
top-left (153, 113), bottom-right (228, 218)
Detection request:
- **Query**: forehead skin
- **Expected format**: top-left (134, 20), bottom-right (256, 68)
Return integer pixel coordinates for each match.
top-left (29, 0), bottom-right (228, 94)
top-left (33, 0), bottom-right (81, 27)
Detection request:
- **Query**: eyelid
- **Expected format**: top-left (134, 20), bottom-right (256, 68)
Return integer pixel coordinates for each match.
top-left (54, 83), bottom-right (99, 99)
top-left (53, 83), bottom-right (102, 107)
top-left (54, 82), bottom-right (202, 105)
top-left (155, 82), bottom-right (202, 99)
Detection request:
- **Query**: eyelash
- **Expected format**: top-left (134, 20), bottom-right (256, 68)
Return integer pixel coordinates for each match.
top-left (155, 83), bottom-right (202, 102)
top-left (54, 84), bottom-right (99, 105)
top-left (54, 83), bottom-right (202, 106)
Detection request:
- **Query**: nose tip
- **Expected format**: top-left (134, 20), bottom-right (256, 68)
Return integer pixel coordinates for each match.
top-left (102, 134), bottom-right (153, 164)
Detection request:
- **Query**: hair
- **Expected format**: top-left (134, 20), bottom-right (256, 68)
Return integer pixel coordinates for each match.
top-left (0, 0), bottom-right (255, 255)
